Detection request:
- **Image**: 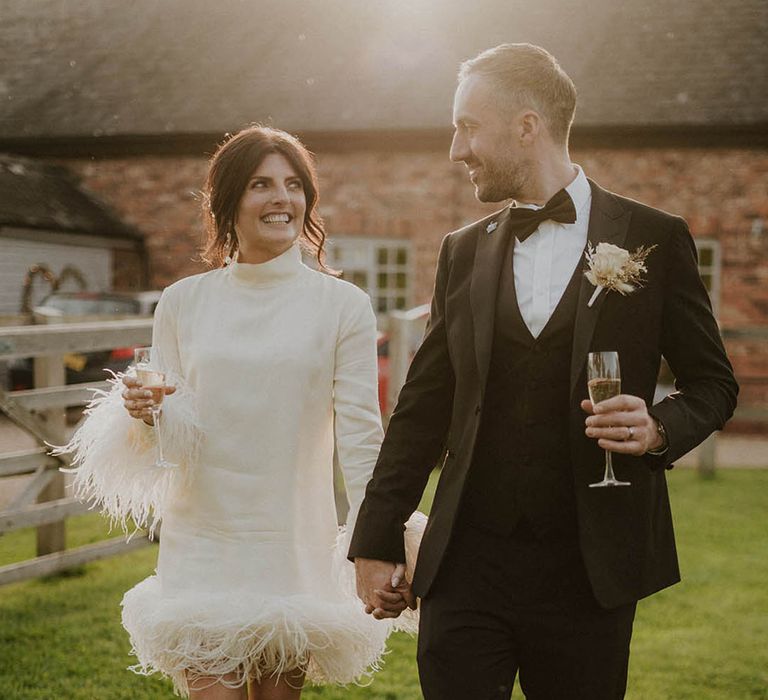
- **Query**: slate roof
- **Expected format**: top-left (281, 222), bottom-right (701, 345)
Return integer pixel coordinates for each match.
top-left (0, 154), bottom-right (142, 239)
top-left (1, 0), bottom-right (766, 139)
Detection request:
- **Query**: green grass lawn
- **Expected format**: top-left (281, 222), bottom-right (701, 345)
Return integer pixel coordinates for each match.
top-left (0, 469), bottom-right (766, 699)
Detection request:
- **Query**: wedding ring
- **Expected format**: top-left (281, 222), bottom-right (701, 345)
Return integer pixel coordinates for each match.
top-left (627, 426), bottom-right (634, 441)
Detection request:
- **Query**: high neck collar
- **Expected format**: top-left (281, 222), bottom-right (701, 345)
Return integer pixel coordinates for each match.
top-left (227, 244), bottom-right (304, 288)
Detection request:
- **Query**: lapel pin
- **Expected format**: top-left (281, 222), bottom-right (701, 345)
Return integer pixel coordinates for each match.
top-left (486, 221), bottom-right (498, 234)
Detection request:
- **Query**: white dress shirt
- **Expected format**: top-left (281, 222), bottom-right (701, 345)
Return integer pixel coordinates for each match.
top-left (513, 165), bottom-right (592, 338)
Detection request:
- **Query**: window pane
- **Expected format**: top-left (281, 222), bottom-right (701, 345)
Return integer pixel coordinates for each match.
top-left (351, 271), bottom-right (368, 288)
top-left (327, 237), bottom-right (412, 314)
top-left (698, 247), bottom-right (713, 267)
top-left (700, 273), bottom-right (713, 292)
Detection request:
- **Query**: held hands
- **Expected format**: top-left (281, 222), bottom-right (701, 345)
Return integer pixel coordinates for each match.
top-left (354, 558), bottom-right (417, 620)
top-left (582, 394), bottom-right (664, 455)
top-left (121, 375), bottom-right (176, 425)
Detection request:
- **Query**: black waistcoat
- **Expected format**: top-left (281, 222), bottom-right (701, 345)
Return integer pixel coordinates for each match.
top-left (462, 235), bottom-right (582, 538)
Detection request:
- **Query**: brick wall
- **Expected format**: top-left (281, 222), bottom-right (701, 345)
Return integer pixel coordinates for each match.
top-left (67, 147), bottom-right (768, 425)
top-left (71, 157), bottom-right (209, 289)
top-left (112, 248), bottom-right (147, 291)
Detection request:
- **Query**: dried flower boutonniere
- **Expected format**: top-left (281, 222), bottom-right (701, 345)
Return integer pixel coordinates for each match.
top-left (584, 242), bottom-right (657, 307)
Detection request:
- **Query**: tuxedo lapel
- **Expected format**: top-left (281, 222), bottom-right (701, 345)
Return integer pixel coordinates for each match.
top-left (469, 207), bottom-right (512, 401)
top-left (569, 181), bottom-right (632, 400)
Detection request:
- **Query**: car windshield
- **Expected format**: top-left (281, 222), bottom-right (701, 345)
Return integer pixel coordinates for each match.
top-left (39, 295), bottom-right (140, 315)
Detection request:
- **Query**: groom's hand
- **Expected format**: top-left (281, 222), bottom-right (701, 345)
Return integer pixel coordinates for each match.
top-left (354, 558), bottom-right (416, 619)
top-left (582, 394), bottom-right (664, 455)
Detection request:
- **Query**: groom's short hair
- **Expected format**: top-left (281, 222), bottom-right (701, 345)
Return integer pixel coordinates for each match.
top-left (458, 43), bottom-right (577, 147)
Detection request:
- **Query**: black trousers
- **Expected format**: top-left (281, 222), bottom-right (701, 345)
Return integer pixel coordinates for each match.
top-left (417, 520), bottom-right (636, 700)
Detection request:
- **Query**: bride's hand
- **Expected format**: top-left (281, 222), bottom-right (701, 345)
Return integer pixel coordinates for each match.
top-left (355, 558), bottom-right (411, 619)
top-left (121, 375), bottom-right (176, 424)
top-left (390, 562), bottom-right (418, 610)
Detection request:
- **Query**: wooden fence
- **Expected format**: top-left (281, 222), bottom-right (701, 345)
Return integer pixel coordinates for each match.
top-left (697, 325), bottom-right (768, 475)
top-left (0, 318), bottom-right (153, 586)
top-left (383, 304), bottom-right (430, 421)
top-left (0, 317), bottom-right (763, 586)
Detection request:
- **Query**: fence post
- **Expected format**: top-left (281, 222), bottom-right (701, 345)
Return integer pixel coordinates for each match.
top-left (385, 304), bottom-right (430, 425)
top-left (386, 314), bottom-right (411, 422)
top-left (0, 318), bottom-right (155, 585)
top-left (33, 353), bottom-right (66, 556)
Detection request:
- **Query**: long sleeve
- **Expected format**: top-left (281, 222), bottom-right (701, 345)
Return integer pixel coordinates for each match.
top-left (332, 289), bottom-right (384, 534)
top-left (647, 219), bottom-right (738, 467)
top-left (349, 235), bottom-right (456, 563)
top-left (53, 286), bottom-right (200, 534)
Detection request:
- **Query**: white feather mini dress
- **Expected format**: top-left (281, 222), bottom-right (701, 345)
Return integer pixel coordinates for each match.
top-left (61, 244), bottom-right (405, 695)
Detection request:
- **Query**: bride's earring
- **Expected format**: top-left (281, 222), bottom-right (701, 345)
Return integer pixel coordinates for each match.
top-left (224, 230), bottom-right (233, 265)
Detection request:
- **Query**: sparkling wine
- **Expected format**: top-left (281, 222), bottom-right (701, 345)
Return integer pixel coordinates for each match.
top-left (586, 351), bottom-right (629, 487)
top-left (132, 346), bottom-right (176, 468)
top-left (136, 368), bottom-right (166, 405)
top-left (588, 377), bottom-right (621, 405)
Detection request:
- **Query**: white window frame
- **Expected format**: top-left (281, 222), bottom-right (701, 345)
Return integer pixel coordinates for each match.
top-left (695, 238), bottom-right (721, 316)
top-left (326, 237), bottom-right (413, 316)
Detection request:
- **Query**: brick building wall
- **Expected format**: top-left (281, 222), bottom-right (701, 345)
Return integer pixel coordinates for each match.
top-left (67, 147), bottom-right (768, 423)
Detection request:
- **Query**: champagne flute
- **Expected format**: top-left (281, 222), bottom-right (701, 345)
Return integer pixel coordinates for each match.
top-left (134, 347), bottom-right (177, 469)
top-left (587, 351), bottom-right (630, 488)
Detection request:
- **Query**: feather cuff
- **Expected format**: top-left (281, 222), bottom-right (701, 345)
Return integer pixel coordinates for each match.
top-left (51, 371), bottom-right (200, 535)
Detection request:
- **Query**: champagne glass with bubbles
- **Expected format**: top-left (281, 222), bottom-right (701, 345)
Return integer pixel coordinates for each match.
top-left (134, 347), bottom-right (176, 469)
top-left (587, 351), bottom-right (630, 488)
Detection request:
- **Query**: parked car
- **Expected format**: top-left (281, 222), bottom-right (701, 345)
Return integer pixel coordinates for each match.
top-left (7, 291), bottom-right (161, 389)
top-left (33, 290), bottom-right (161, 318)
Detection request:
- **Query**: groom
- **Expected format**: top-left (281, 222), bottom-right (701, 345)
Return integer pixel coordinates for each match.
top-left (349, 43), bottom-right (738, 699)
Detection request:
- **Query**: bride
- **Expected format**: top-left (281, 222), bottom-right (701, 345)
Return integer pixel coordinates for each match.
top-left (60, 125), bottom-right (414, 699)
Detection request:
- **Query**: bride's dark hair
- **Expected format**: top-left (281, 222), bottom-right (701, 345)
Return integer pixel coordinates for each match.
top-left (201, 125), bottom-right (332, 271)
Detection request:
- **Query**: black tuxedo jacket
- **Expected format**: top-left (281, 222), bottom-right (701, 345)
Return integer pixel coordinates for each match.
top-left (349, 180), bottom-right (738, 608)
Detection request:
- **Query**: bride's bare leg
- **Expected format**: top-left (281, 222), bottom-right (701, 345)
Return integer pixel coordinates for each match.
top-left (188, 671), bottom-right (247, 700)
top-left (248, 668), bottom-right (306, 700)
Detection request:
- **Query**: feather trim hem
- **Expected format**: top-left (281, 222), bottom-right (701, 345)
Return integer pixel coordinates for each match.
top-left (122, 577), bottom-right (391, 696)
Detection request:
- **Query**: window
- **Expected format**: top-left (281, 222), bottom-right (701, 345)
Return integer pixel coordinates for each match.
top-left (326, 238), bottom-right (412, 314)
top-left (695, 239), bottom-right (721, 315)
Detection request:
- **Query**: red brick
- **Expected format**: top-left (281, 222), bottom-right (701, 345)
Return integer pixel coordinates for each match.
top-left (65, 147), bottom-right (768, 430)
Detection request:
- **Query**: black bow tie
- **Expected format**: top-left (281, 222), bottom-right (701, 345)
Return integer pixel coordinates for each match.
top-left (507, 188), bottom-right (577, 242)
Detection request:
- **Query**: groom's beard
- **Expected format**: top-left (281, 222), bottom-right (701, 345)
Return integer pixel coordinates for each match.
top-left (473, 153), bottom-right (534, 203)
